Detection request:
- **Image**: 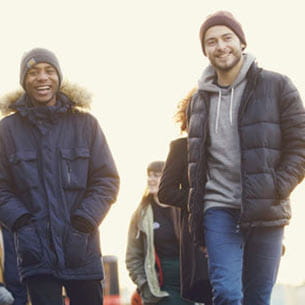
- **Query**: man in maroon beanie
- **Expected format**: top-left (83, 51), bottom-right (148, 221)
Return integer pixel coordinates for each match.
top-left (186, 10), bottom-right (305, 305)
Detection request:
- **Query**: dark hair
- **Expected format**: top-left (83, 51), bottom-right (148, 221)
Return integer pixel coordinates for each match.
top-left (174, 87), bottom-right (197, 133)
top-left (134, 160), bottom-right (164, 224)
top-left (147, 161), bottom-right (164, 174)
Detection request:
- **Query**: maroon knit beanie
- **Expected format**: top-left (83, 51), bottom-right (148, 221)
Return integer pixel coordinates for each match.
top-left (199, 11), bottom-right (247, 55)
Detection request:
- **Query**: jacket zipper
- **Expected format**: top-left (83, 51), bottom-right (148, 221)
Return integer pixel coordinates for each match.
top-left (31, 128), bottom-right (59, 267)
top-left (192, 91), bottom-right (209, 212)
top-left (66, 161), bottom-right (72, 185)
top-left (237, 66), bottom-right (260, 227)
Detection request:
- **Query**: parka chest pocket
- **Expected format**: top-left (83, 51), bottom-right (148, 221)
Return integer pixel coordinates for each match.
top-left (9, 151), bottom-right (39, 192)
top-left (60, 148), bottom-right (90, 190)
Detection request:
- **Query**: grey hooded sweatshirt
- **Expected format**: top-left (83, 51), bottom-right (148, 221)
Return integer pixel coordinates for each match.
top-left (199, 53), bottom-right (256, 211)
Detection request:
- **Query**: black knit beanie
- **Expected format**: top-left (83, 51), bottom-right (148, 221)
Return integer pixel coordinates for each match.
top-left (20, 48), bottom-right (63, 89)
top-left (199, 11), bottom-right (247, 55)
top-left (147, 161), bottom-right (164, 173)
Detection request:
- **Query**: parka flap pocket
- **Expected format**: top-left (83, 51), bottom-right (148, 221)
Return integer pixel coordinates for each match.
top-left (14, 223), bottom-right (42, 267)
top-left (60, 148), bottom-right (90, 160)
top-left (59, 148), bottom-right (90, 190)
top-left (64, 226), bottom-right (89, 268)
top-left (9, 150), bottom-right (37, 164)
top-left (8, 150), bottom-right (38, 191)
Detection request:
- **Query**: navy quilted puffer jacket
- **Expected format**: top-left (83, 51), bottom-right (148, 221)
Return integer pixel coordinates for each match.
top-left (187, 62), bottom-right (305, 246)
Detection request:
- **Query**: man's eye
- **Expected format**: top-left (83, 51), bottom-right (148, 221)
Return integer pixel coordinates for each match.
top-left (206, 40), bottom-right (216, 46)
top-left (28, 71), bottom-right (37, 76)
top-left (47, 69), bottom-right (56, 74)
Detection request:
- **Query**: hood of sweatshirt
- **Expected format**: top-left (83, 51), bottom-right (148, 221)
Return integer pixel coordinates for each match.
top-left (198, 53), bottom-right (256, 92)
top-left (198, 53), bottom-right (256, 134)
top-left (199, 53), bottom-right (256, 211)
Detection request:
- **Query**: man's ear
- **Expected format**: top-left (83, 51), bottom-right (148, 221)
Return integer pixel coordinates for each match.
top-left (241, 43), bottom-right (246, 51)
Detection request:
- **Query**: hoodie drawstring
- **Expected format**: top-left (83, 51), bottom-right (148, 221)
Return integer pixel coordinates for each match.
top-left (215, 89), bottom-right (222, 134)
top-left (215, 87), bottom-right (235, 133)
top-left (229, 87), bottom-right (234, 125)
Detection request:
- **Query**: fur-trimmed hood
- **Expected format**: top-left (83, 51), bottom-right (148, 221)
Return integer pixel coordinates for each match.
top-left (0, 81), bottom-right (92, 117)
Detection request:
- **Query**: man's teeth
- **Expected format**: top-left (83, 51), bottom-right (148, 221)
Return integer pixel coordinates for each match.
top-left (37, 86), bottom-right (50, 90)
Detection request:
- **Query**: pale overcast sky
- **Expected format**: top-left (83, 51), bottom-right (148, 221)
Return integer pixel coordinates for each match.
top-left (1, 0), bottom-right (305, 297)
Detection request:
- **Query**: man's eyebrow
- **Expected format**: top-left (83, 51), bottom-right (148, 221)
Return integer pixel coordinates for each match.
top-left (222, 32), bottom-right (233, 36)
top-left (43, 64), bottom-right (55, 69)
top-left (205, 37), bottom-right (216, 42)
top-left (29, 64), bottom-right (55, 70)
top-left (207, 31), bottom-right (233, 38)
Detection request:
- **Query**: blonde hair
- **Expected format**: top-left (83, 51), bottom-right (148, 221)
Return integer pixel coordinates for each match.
top-left (174, 87), bottom-right (197, 133)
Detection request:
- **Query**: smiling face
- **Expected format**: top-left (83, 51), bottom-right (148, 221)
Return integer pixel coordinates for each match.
top-left (147, 171), bottom-right (162, 195)
top-left (204, 25), bottom-right (245, 73)
top-left (24, 62), bottom-right (59, 106)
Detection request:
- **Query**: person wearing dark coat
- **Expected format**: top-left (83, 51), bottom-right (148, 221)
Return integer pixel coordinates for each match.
top-left (0, 48), bottom-right (119, 305)
top-left (1, 227), bottom-right (28, 305)
top-left (187, 11), bottom-right (305, 305)
top-left (158, 88), bottom-right (212, 305)
top-left (0, 235), bottom-right (14, 305)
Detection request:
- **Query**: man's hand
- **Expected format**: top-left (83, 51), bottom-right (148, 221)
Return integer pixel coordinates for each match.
top-left (139, 283), bottom-right (161, 304)
top-left (71, 215), bottom-right (95, 233)
top-left (12, 214), bottom-right (33, 232)
top-left (200, 246), bottom-right (208, 258)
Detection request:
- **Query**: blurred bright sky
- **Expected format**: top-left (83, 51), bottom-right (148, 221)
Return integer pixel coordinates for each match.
top-left (1, 0), bottom-right (305, 298)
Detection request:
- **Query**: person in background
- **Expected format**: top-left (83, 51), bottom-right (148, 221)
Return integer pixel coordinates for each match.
top-left (158, 88), bottom-right (212, 305)
top-left (0, 48), bottom-right (119, 305)
top-left (0, 230), bottom-right (15, 305)
top-left (187, 10), bottom-right (305, 305)
top-left (1, 227), bottom-right (28, 305)
top-left (126, 161), bottom-right (194, 305)
top-left (0, 284), bottom-right (14, 305)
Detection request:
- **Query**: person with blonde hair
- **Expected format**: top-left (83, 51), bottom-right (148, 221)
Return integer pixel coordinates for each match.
top-left (158, 89), bottom-right (212, 305)
top-left (0, 230), bottom-right (14, 305)
top-left (1, 227), bottom-right (28, 305)
top-left (173, 88), bottom-right (197, 134)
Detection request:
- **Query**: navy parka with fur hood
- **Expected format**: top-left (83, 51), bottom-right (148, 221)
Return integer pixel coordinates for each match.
top-left (187, 62), bottom-right (305, 246)
top-left (0, 82), bottom-right (119, 280)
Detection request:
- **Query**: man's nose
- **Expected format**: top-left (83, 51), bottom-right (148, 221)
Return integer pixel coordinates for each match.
top-left (216, 39), bottom-right (227, 50)
top-left (37, 71), bottom-right (49, 81)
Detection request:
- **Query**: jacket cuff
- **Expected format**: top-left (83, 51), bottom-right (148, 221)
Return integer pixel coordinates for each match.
top-left (73, 201), bottom-right (111, 227)
top-left (12, 214), bottom-right (33, 232)
top-left (71, 215), bottom-right (95, 233)
top-left (137, 278), bottom-right (147, 290)
top-left (0, 202), bottom-right (31, 231)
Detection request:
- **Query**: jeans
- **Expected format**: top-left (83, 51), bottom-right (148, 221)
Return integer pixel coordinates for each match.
top-left (204, 207), bottom-right (284, 305)
top-left (26, 275), bottom-right (103, 305)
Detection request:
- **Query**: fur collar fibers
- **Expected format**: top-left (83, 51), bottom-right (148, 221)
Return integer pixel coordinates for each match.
top-left (0, 81), bottom-right (92, 117)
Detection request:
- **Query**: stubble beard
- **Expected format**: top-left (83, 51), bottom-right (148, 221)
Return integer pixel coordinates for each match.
top-left (212, 50), bottom-right (243, 72)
